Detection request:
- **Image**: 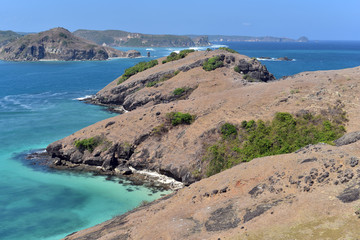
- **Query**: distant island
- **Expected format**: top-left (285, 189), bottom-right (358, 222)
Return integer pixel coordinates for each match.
top-left (203, 35), bottom-right (309, 42)
top-left (73, 29), bottom-right (211, 47)
top-left (0, 28), bottom-right (140, 61)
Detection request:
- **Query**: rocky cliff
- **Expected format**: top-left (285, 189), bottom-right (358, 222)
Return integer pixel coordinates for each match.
top-left (0, 28), bottom-right (140, 61)
top-left (73, 29), bottom-right (210, 47)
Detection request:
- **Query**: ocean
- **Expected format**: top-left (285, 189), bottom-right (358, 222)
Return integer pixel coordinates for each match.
top-left (1, 41), bottom-right (360, 239)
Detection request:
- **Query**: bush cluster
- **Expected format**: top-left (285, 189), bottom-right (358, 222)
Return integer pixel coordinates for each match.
top-left (74, 137), bottom-right (101, 152)
top-left (173, 88), bottom-right (185, 96)
top-left (162, 49), bottom-right (195, 64)
top-left (118, 60), bottom-right (158, 84)
top-left (219, 47), bottom-right (238, 53)
top-left (166, 112), bottom-right (195, 126)
top-left (202, 56), bottom-right (224, 71)
top-left (204, 111), bottom-right (347, 176)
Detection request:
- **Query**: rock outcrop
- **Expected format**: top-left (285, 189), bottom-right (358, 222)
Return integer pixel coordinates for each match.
top-left (0, 27), bottom-right (140, 61)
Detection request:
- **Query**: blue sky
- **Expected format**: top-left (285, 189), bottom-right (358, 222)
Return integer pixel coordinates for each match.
top-left (1, 0), bottom-right (359, 40)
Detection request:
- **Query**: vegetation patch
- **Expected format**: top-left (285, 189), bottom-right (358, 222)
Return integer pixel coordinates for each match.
top-left (162, 49), bottom-right (195, 64)
top-left (219, 47), bottom-right (238, 54)
top-left (203, 108), bottom-right (347, 176)
top-left (151, 123), bottom-right (168, 136)
top-left (166, 112), bottom-right (195, 126)
top-left (74, 137), bottom-right (102, 153)
top-left (145, 71), bottom-right (180, 88)
top-left (118, 60), bottom-right (158, 84)
top-left (173, 88), bottom-right (186, 96)
top-left (203, 56), bottom-right (224, 71)
top-left (243, 74), bottom-right (256, 82)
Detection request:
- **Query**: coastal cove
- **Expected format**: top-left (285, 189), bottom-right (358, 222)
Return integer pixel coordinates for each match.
top-left (1, 41), bottom-right (360, 240)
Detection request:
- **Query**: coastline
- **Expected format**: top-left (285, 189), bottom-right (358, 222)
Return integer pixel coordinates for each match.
top-left (25, 149), bottom-right (183, 191)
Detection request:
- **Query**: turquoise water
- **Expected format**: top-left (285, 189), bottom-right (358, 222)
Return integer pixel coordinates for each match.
top-left (1, 42), bottom-right (360, 239)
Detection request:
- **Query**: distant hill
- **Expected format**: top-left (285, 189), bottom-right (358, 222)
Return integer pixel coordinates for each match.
top-left (0, 30), bottom-right (22, 47)
top-left (73, 29), bottom-right (211, 47)
top-left (205, 35), bottom-right (309, 42)
top-left (0, 27), bottom-right (140, 61)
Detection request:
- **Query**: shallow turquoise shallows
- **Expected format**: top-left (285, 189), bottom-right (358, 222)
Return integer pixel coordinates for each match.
top-left (1, 42), bottom-right (360, 240)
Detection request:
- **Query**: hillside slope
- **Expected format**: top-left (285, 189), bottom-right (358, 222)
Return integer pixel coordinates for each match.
top-left (64, 139), bottom-right (360, 239)
top-left (0, 28), bottom-right (140, 61)
top-left (0, 30), bottom-right (21, 47)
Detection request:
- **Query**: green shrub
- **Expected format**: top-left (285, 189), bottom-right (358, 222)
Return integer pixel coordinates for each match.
top-left (146, 81), bottom-right (158, 87)
top-left (145, 71), bottom-right (180, 87)
top-left (166, 112), bottom-right (195, 126)
top-left (206, 48), bottom-right (213, 51)
top-left (204, 110), bottom-right (347, 176)
top-left (59, 32), bottom-right (68, 38)
top-left (219, 47), bottom-right (238, 54)
top-left (162, 49), bottom-right (195, 63)
top-left (173, 88), bottom-right (185, 96)
top-left (202, 56), bottom-right (224, 71)
top-left (243, 74), bottom-right (256, 82)
top-left (118, 60), bottom-right (158, 84)
top-left (151, 124), bottom-right (168, 136)
top-left (221, 123), bottom-right (238, 138)
top-left (234, 65), bottom-right (240, 73)
top-left (74, 137), bottom-right (101, 152)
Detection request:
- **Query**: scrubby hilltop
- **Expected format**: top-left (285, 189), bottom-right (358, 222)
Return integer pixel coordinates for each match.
top-left (46, 49), bottom-right (275, 184)
top-left (0, 27), bottom-right (140, 61)
top-left (43, 48), bottom-right (360, 239)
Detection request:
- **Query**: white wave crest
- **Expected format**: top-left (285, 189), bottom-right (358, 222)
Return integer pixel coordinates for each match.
top-left (73, 95), bottom-right (94, 101)
top-left (0, 92), bottom-right (66, 112)
top-left (146, 48), bottom-right (155, 51)
top-left (210, 44), bottom-right (229, 49)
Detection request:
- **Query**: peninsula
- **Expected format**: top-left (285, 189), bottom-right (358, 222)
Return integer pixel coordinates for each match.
top-left (0, 27), bottom-right (140, 61)
top-left (44, 48), bottom-right (360, 239)
top-left (73, 29), bottom-right (211, 47)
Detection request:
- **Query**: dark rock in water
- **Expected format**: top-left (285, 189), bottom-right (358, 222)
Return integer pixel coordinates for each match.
top-left (277, 56), bottom-right (293, 61)
top-left (205, 205), bottom-right (240, 231)
top-left (334, 131), bottom-right (360, 146)
top-left (337, 187), bottom-right (360, 203)
top-left (115, 166), bottom-right (133, 175)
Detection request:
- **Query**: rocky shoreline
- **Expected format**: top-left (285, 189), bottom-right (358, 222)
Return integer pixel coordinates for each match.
top-left (25, 149), bottom-right (183, 191)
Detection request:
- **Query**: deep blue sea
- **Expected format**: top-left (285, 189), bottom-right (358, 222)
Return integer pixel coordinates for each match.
top-left (1, 41), bottom-right (360, 239)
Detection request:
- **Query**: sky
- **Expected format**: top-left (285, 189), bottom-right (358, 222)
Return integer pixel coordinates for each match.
top-left (0, 0), bottom-right (359, 40)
